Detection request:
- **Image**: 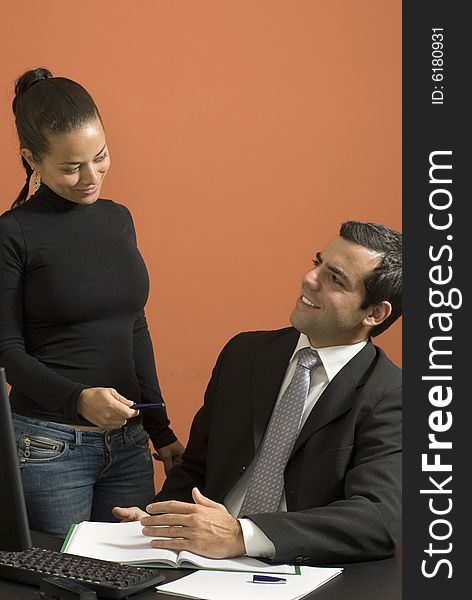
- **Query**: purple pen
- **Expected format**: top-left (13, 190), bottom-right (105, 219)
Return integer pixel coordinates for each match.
top-left (130, 402), bottom-right (165, 409)
top-left (252, 575), bottom-right (287, 584)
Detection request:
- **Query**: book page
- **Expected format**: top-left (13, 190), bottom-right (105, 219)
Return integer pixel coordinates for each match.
top-left (177, 551), bottom-right (297, 574)
top-left (62, 520), bottom-right (179, 566)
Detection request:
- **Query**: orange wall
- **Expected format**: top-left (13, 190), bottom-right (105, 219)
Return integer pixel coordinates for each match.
top-left (0, 1), bottom-right (401, 489)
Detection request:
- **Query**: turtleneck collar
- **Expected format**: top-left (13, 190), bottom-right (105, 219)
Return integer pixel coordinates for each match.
top-left (31, 184), bottom-right (97, 212)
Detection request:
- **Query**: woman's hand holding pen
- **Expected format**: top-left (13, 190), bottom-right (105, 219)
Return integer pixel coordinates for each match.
top-left (78, 387), bottom-right (138, 428)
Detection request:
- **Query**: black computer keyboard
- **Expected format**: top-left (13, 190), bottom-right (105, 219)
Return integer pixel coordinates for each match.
top-left (0, 546), bottom-right (165, 598)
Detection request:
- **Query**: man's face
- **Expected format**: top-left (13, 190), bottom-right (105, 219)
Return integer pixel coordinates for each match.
top-left (290, 236), bottom-right (382, 347)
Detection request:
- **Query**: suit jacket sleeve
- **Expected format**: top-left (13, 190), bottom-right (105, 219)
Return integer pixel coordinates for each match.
top-left (133, 310), bottom-right (177, 450)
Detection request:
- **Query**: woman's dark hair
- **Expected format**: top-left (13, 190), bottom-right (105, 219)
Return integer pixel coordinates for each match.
top-left (340, 221), bottom-right (402, 337)
top-left (11, 67), bottom-right (102, 208)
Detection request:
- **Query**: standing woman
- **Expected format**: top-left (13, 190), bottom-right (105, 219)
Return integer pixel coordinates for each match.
top-left (0, 68), bottom-right (184, 536)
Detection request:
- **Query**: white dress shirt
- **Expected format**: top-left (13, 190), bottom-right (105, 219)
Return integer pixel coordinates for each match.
top-left (224, 333), bottom-right (367, 557)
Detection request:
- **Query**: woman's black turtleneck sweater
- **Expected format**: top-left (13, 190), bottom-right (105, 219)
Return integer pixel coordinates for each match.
top-left (0, 185), bottom-right (176, 449)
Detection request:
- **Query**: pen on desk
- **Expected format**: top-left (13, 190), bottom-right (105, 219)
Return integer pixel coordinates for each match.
top-left (252, 575), bottom-right (287, 584)
top-left (130, 402), bottom-right (165, 410)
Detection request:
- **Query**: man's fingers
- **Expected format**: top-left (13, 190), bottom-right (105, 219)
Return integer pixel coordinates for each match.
top-left (192, 487), bottom-right (220, 508)
top-left (141, 512), bottom-right (193, 527)
top-left (143, 525), bottom-right (190, 539)
top-left (112, 506), bottom-right (146, 522)
top-left (112, 507), bottom-right (132, 521)
top-left (146, 500), bottom-right (197, 515)
top-left (146, 493), bottom-right (220, 516)
top-left (150, 537), bottom-right (188, 550)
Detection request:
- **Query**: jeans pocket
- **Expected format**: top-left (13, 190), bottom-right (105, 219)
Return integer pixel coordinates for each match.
top-left (18, 433), bottom-right (69, 463)
top-left (126, 425), bottom-right (150, 450)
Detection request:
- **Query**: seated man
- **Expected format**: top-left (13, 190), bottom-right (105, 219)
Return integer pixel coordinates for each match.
top-left (114, 220), bottom-right (402, 565)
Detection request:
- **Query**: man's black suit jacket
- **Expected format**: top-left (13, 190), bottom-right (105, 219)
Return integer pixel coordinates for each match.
top-left (155, 327), bottom-right (402, 565)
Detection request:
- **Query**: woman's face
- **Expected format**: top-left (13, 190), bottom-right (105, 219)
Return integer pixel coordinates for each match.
top-left (22, 118), bottom-right (111, 205)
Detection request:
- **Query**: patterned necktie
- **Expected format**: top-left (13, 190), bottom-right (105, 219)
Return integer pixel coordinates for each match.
top-left (239, 347), bottom-right (321, 516)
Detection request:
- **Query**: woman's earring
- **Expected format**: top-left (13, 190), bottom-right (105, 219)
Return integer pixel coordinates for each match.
top-left (33, 173), bottom-right (41, 190)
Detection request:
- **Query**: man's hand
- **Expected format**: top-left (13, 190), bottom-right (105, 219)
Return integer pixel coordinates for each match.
top-left (78, 387), bottom-right (138, 429)
top-left (112, 506), bottom-right (148, 522)
top-left (152, 440), bottom-right (185, 475)
top-left (141, 487), bottom-right (246, 558)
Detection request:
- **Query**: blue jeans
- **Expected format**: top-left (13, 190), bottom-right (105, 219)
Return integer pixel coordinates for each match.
top-left (13, 414), bottom-right (155, 537)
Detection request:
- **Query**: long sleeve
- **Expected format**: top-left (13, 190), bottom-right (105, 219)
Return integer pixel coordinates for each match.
top-left (0, 212), bottom-right (86, 420)
top-left (133, 310), bottom-right (177, 449)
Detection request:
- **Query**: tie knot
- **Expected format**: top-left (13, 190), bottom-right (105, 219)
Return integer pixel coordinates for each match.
top-left (297, 347), bottom-right (321, 370)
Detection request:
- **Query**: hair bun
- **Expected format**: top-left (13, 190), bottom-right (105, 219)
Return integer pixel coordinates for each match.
top-left (13, 67), bottom-right (53, 105)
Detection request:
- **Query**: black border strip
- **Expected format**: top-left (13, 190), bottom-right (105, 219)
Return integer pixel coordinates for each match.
top-left (403, 2), bottom-right (467, 597)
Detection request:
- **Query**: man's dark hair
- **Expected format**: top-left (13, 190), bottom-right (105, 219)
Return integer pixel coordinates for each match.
top-left (340, 221), bottom-right (402, 337)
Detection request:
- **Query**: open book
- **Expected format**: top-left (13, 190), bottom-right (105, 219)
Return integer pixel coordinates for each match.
top-left (61, 520), bottom-right (297, 574)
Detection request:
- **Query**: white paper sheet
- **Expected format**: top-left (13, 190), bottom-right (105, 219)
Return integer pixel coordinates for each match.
top-left (156, 566), bottom-right (343, 600)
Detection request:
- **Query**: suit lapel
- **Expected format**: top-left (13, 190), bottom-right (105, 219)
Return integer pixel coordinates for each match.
top-left (251, 329), bottom-right (300, 451)
top-left (248, 333), bottom-right (377, 458)
top-left (291, 341), bottom-right (377, 454)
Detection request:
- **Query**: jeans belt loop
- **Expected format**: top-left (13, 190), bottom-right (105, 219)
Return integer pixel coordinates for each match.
top-left (74, 429), bottom-right (82, 445)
